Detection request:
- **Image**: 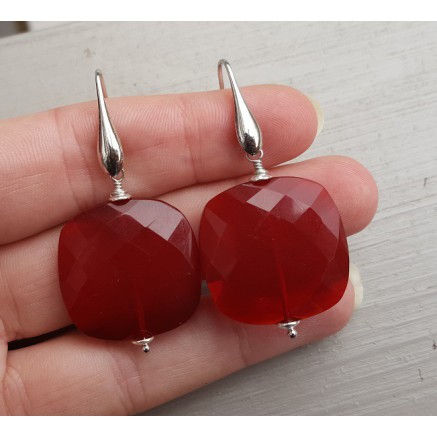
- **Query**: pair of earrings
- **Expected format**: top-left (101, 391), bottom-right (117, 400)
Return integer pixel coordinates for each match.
top-left (58, 60), bottom-right (349, 353)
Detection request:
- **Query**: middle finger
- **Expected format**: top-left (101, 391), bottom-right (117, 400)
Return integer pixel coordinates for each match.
top-left (0, 156), bottom-right (377, 342)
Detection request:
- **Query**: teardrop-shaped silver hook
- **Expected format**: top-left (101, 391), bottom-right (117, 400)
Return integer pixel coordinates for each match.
top-left (95, 70), bottom-right (131, 201)
top-left (218, 60), bottom-right (271, 181)
top-left (218, 59), bottom-right (262, 156)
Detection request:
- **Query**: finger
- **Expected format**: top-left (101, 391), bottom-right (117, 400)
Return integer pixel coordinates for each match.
top-left (164, 155), bottom-right (378, 237)
top-left (0, 85), bottom-right (318, 245)
top-left (3, 283), bottom-right (354, 415)
top-left (0, 319), bottom-right (6, 403)
top-left (0, 155), bottom-right (377, 342)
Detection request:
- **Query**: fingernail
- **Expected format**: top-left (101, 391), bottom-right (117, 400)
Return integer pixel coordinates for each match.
top-left (349, 262), bottom-right (364, 309)
top-left (305, 94), bottom-right (324, 137)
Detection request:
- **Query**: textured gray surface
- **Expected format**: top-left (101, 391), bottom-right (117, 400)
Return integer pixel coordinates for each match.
top-left (1, 22), bottom-right (436, 415)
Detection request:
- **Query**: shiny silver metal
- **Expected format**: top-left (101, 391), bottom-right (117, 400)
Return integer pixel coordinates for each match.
top-left (217, 59), bottom-right (271, 181)
top-left (95, 70), bottom-right (131, 202)
top-left (109, 170), bottom-right (129, 202)
top-left (278, 320), bottom-right (300, 339)
top-left (132, 337), bottom-right (154, 353)
top-left (246, 150), bottom-right (272, 182)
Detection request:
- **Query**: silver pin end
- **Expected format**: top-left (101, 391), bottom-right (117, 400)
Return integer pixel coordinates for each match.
top-left (109, 171), bottom-right (132, 202)
top-left (277, 321), bottom-right (300, 339)
top-left (132, 337), bottom-right (154, 353)
top-left (246, 150), bottom-right (272, 182)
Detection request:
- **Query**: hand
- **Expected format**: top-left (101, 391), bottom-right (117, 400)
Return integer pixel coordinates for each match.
top-left (0, 85), bottom-right (377, 415)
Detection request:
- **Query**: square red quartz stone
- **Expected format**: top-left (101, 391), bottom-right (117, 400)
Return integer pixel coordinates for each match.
top-left (199, 177), bottom-right (349, 324)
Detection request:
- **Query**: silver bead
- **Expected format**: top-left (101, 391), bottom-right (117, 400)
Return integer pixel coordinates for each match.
top-left (132, 337), bottom-right (154, 353)
top-left (278, 320), bottom-right (300, 339)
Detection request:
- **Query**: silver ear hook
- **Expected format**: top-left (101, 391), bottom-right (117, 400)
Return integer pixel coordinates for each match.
top-left (217, 59), bottom-right (271, 182)
top-left (95, 70), bottom-right (131, 202)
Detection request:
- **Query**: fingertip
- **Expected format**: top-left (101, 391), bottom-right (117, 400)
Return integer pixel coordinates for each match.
top-left (328, 155), bottom-right (378, 235)
top-left (277, 155), bottom-right (378, 236)
top-left (321, 281), bottom-right (355, 335)
top-left (243, 84), bottom-right (319, 164)
top-left (304, 94), bottom-right (325, 137)
top-left (350, 262), bottom-right (364, 309)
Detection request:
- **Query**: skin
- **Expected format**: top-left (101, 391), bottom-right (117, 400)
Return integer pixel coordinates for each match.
top-left (0, 85), bottom-right (378, 415)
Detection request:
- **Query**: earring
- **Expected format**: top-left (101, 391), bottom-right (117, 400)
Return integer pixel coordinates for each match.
top-left (199, 60), bottom-right (349, 338)
top-left (58, 70), bottom-right (201, 352)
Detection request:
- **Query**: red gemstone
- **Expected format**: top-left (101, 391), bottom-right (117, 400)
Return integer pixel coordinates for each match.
top-left (199, 177), bottom-right (349, 324)
top-left (58, 199), bottom-right (201, 340)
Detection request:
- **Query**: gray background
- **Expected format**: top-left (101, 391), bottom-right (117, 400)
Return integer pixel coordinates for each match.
top-left (0, 22), bottom-right (436, 415)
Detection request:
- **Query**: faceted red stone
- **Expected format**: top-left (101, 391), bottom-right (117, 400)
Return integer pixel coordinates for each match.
top-left (58, 199), bottom-right (201, 340)
top-left (199, 177), bottom-right (349, 324)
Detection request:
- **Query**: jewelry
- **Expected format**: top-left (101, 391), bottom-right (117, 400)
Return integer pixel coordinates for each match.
top-left (199, 60), bottom-right (349, 338)
top-left (58, 70), bottom-right (201, 352)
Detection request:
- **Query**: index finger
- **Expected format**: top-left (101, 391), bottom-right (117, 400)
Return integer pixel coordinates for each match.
top-left (0, 85), bottom-right (319, 245)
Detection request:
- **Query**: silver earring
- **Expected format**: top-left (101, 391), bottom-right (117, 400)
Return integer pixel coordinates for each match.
top-left (57, 70), bottom-right (202, 353)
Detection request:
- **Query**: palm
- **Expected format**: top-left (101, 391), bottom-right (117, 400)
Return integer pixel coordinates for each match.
top-left (0, 85), bottom-right (377, 415)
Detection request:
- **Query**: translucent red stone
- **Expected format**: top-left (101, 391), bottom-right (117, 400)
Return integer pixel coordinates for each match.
top-left (58, 199), bottom-right (201, 341)
top-left (199, 177), bottom-right (349, 324)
